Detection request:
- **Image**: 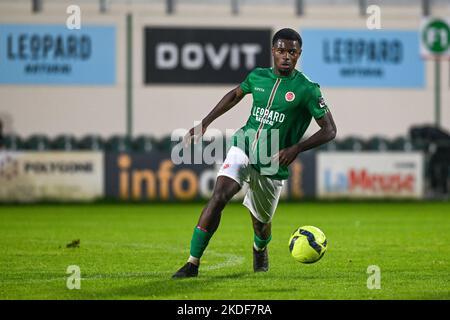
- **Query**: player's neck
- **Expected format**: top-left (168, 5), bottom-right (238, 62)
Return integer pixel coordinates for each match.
top-left (272, 67), bottom-right (295, 78)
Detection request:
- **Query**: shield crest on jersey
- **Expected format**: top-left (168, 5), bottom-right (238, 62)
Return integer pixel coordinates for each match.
top-left (285, 92), bottom-right (295, 102)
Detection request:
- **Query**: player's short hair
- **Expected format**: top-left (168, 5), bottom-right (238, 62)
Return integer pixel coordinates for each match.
top-left (272, 28), bottom-right (302, 48)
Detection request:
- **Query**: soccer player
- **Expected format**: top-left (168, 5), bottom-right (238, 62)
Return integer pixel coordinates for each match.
top-left (172, 28), bottom-right (337, 278)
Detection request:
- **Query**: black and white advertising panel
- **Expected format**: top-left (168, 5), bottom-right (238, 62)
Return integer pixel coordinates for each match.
top-left (144, 27), bottom-right (272, 84)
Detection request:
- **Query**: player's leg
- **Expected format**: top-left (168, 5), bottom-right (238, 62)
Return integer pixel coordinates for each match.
top-left (243, 167), bottom-right (284, 272)
top-left (172, 176), bottom-right (241, 279)
top-left (188, 175), bottom-right (240, 265)
top-left (196, 175), bottom-right (241, 234)
top-left (250, 212), bottom-right (272, 240)
top-left (249, 212), bottom-right (272, 272)
top-left (172, 147), bottom-right (249, 279)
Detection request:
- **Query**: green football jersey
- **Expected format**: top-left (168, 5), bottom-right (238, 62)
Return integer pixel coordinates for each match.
top-left (230, 67), bottom-right (329, 180)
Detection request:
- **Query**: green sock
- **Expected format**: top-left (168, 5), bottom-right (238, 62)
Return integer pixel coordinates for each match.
top-left (254, 233), bottom-right (272, 251)
top-left (190, 226), bottom-right (213, 259)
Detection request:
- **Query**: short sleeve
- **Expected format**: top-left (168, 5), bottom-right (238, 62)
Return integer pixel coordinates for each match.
top-left (306, 84), bottom-right (329, 119)
top-left (240, 71), bottom-right (253, 94)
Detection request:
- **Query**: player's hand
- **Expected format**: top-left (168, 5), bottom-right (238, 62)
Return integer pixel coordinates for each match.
top-left (183, 122), bottom-right (207, 148)
top-left (272, 145), bottom-right (301, 166)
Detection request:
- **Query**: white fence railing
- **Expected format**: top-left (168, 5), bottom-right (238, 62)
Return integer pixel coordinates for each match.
top-left (2, 0), bottom-right (448, 16)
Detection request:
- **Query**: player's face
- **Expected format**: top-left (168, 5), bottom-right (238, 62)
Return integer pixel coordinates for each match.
top-left (272, 39), bottom-right (302, 75)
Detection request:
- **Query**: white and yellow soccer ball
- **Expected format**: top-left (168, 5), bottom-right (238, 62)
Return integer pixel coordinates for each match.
top-left (288, 226), bottom-right (328, 264)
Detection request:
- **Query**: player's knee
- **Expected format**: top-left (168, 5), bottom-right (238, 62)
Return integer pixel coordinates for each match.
top-left (211, 191), bottom-right (231, 206)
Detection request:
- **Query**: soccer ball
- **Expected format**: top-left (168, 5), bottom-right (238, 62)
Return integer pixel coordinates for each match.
top-left (288, 226), bottom-right (328, 264)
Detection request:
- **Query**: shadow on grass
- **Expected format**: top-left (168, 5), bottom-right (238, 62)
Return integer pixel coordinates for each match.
top-left (93, 271), bottom-right (251, 299)
top-left (91, 268), bottom-right (334, 299)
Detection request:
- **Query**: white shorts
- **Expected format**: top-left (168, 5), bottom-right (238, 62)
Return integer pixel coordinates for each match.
top-left (217, 146), bottom-right (285, 223)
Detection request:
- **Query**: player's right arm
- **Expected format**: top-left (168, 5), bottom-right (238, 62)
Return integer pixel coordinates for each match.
top-left (202, 85), bottom-right (246, 129)
top-left (184, 85), bottom-right (247, 146)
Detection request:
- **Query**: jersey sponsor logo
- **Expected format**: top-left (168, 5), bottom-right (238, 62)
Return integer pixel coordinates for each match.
top-left (254, 87), bottom-right (265, 92)
top-left (285, 91), bottom-right (295, 102)
top-left (252, 106), bottom-right (285, 126)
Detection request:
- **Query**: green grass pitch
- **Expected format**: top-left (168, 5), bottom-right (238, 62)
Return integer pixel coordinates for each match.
top-left (0, 202), bottom-right (449, 300)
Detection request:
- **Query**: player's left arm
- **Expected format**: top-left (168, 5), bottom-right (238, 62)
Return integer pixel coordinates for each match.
top-left (296, 111), bottom-right (337, 153)
top-left (273, 111), bottom-right (337, 166)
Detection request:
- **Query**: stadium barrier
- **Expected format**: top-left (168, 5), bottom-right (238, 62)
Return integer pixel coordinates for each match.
top-left (103, 150), bottom-right (315, 202)
top-left (0, 133), bottom-right (432, 152)
top-left (317, 152), bottom-right (424, 199)
top-left (0, 149), bottom-right (427, 202)
top-left (0, 133), bottom-right (448, 202)
top-left (0, 151), bottom-right (104, 202)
